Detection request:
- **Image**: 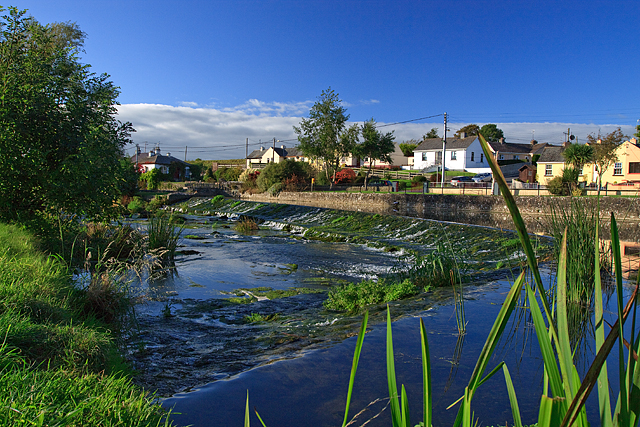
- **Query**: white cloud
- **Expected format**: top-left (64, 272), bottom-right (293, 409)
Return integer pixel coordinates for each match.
top-left (179, 101), bottom-right (199, 107)
top-left (117, 103), bottom-right (637, 160)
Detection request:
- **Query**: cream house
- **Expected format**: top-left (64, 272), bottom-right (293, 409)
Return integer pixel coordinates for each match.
top-left (593, 138), bottom-right (640, 186)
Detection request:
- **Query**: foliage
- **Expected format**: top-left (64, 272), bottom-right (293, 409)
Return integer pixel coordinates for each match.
top-left (399, 140), bottom-right (418, 156)
top-left (479, 124), bottom-right (504, 142)
top-left (429, 173), bottom-right (442, 183)
top-left (127, 196), bottom-right (146, 214)
top-left (0, 222), bottom-right (173, 425)
top-left (423, 127), bottom-right (439, 139)
top-left (587, 127), bottom-right (627, 188)
top-left (455, 124), bottom-right (480, 138)
top-left (256, 160), bottom-right (312, 192)
top-left (411, 175), bottom-right (427, 184)
top-left (562, 143), bottom-right (594, 171)
top-left (281, 174), bottom-right (307, 192)
top-left (324, 278), bottom-right (419, 312)
top-left (334, 168), bottom-right (356, 184)
top-left (147, 212), bottom-right (184, 265)
top-left (352, 119), bottom-right (396, 189)
top-left (561, 166), bottom-right (580, 184)
top-left (546, 176), bottom-right (567, 196)
top-left (140, 168), bottom-right (161, 190)
top-left (235, 216), bottom-right (259, 233)
top-left (294, 87), bottom-right (359, 187)
top-left (0, 7), bottom-right (135, 226)
top-left (267, 182), bottom-right (283, 196)
top-left (216, 166), bottom-right (242, 182)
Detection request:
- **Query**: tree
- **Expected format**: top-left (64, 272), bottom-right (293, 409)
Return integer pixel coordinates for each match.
top-left (423, 128), bottom-right (439, 139)
top-left (455, 124), bottom-right (480, 138)
top-left (587, 127), bottom-right (627, 190)
top-left (294, 88), bottom-right (359, 188)
top-left (0, 7), bottom-right (134, 227)
top-left (562, 143), bottom-right (594, 173)
top-left (479, 124), bottom-right (504, 142)
top-left (352, 119), bottom-right (396, 190)
top-left (399, 139), bottom-right (418, 157)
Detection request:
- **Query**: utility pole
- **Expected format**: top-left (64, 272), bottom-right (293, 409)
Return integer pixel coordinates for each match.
top-left (272, 137), bottom-right (276, 163)
top-left (441, 112), bottom-right (447, 188)
top-left (184, 146), bottom-right (187, 162)
top-left (245, 138), bottom-right (249, 160)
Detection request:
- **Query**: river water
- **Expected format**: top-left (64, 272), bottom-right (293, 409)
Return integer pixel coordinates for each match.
top-left (124, 199), bottom-right (632, 427)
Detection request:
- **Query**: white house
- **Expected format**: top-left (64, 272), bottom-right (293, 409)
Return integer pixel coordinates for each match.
top-left (413, 135), bottom-right (491, 173)
top-left (246, 145), bottom-right (307, 168)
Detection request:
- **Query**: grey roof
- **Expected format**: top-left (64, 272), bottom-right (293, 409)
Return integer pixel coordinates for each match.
top-left (537, 145), bottom-right (566, 163)
top-left (247, 149), bottom-right (267, 159)
top-left (414, 136), bottom-right (478, 151)
top-left (247, 146), bottom-right (304, 159)
top-left (488, 142), bottom-right (536, 154)
top-left (130, 153), bottom-right (188, 166)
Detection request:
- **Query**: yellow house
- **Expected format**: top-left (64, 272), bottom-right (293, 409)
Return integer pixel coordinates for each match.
top-left (592, 138), bottom-right (640, 186)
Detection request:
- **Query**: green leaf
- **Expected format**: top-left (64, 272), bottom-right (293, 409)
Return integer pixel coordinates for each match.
top-left (420, 318), bottom-right (431, 427)
top-left (341, 311), bottom-right (369, 427)
top-left (503, 364), bottom-right (523, 427)
top-left (555, 228), bottom-right (576, 399)
top-left (245, 390), bottom-right (250, 427)
top-left (387, 306), bottom-right (402, 427)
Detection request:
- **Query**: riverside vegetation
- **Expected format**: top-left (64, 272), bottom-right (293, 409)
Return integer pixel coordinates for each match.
top-left (242, 135), bottom-right (640, 427)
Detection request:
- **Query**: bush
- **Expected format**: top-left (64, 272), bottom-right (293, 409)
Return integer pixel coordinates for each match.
top-left (324, 278), bottom-right (419, 312)
top-left (429, 173), bottom-right (442, 183)
top-left (412, 175), bottom-right (427, 184)
top-left (127, 197), bottom-right (146, 214)
top-left (139, 169), bottom-right (161, 190)
top-left (334, 168), bottom-right (356, 184)
top-left (398, 181), bottom-right (407, 190)
top-left (256, 160), bottom-right (312, 192)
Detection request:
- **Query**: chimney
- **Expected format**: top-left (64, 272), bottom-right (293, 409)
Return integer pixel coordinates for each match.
top-left (149, 149), bottom-right (155, 156)
top-left (281, 145), bottom-right (286, 149)
top-left (499, 137), bottom-right (505, 144)
top-left (155, 146), bottom-right (161, 155)
top-left (260, 146), bottom-right (265, 151)
top-left (167, 152), bottom-right (171, 157)
top-left (460, 132), bottom-right (467, 138)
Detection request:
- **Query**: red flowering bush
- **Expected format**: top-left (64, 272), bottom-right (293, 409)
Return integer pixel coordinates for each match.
top-left (334, 168), bottom-right (356, 184)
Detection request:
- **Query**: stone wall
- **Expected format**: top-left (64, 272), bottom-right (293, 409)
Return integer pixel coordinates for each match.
top-left (241, 192), bottom-right (640, 241)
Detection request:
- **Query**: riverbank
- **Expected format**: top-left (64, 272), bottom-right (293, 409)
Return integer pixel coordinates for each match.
top-left (0, 223), bottom-right (171, 426)
top-left (240, 192), bottom-right (640, 240)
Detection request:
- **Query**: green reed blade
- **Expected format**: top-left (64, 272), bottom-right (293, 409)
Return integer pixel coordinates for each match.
top-left (526, 283), bottom-right (566, 402)
top-left (538, 395), bottom-right (562, 427)
top-left (419, 318), bottom-right (431, 427)
top-left (452, 273), bottom-right (525, 427)
top-left (475, 361), bottom-right (505, 390)
top-left (502, 364), bottom-right (523, 427)
top-left (556, 227), bottom-right (576, 399)
top-left (612, 213), bottom-right (630, 427)
top-left (341, 311), bottom-right (369, 427)
top-left (387, 306), bottom-right (402, 427)
top-left (401, 384), bottom-right (410, 427)
top-left (594, 211), bottom-right (613, 427)
top-left (254, 408), bottom-right (268, 427)
top-left (245, 390), bottom-right (250, 427)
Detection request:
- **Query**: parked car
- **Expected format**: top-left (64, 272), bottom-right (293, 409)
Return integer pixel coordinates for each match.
top-left (450, 176), bottom-right (474, 186)
top-left (472, 172), bottom-right (492, 183)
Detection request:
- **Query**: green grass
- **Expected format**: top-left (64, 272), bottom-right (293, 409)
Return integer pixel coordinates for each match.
top-left (324, 278), bottom-right (420, 312)
top-left (0, 223), bottom-right (173, 426)
top-left (147, 212), bottom-right (184, 265)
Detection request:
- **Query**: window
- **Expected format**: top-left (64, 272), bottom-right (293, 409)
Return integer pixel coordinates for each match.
top-left (629, 162), bottom-right (640, 174)
top-left (436, 152), bottom-right (442, 162)
top-left (614, 162), bottom-right (623, 175)
top-left (451, 151), bottom-right (457, 160)
top-left (499, 154), bottom-right (504, 160)
top-left (480, 153), bottom-right (484, 163)
top-left (422, 152), bottom-right (427, 161)
top-left (471, 152), bottom-right (475, 161)
top-left (545, 164), bottom-right (553, 176)
top-left (578, 166), bottom-right (584, 176)
top-left (514, 155), bottom-right (519, 160)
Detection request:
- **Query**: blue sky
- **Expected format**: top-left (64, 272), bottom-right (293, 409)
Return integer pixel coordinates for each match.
top-left (7, 0), bottom-right (640, 159)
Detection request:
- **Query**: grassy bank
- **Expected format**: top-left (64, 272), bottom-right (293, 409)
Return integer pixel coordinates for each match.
top-left (0, 223), bottom-right (172, 426)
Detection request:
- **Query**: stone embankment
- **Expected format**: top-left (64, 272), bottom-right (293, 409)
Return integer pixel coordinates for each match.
top-left (241, 192), bottom-right (640, 241)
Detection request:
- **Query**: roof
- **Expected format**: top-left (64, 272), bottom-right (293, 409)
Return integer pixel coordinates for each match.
top-left (247, 146), bottom-right (304, 159)
top-left (414, 136), bottom-right (478, 151)
top-left (537, 145), bottom-right (566, 163)
top-left (130, 152), bottom-right (189, 166)
top-left (518, 164), bottom-right (536, 171)
top-left (488, 142), bottom-right (536, 154)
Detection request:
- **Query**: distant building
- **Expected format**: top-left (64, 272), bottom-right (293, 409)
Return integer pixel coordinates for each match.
top-left (130, 145), bottom-right (191, 180)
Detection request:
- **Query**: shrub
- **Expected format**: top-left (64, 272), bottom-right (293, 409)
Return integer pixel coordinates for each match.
top-left (429, 173), bottom-right (442, 183)
top-left (334, 168), bottom-right (356, 184)
top-left (127, 197), bottom-right (146, 214)
top-left (147, 195), bottom-right (168, 212)
top-left (398, 181), bottom-right (407, 190)
top-left (234, 216), bottom-right (259, 233)
top-left (139, 169), bottom-right (161, 190)
top-left (256, 160), bottom-right (312, 192)
top-left (547, 176), bottom-right (568, 195)
top-left (282, 174), bottom-right (307, 192)
top-left (412, 175), bottom-right (427, 184)
top-left (324, 278), bottom-right (419, 312)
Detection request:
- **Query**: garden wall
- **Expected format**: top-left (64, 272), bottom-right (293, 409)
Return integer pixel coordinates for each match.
top-left (240, 192), bottom-right (640, 241)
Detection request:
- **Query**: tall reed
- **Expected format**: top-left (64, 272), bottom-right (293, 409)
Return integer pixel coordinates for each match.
top-left (147, 212), bottom-right (184, 265)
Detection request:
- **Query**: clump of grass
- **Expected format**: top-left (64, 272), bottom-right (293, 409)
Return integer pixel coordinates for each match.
top-left (397, 241), bottom-right (463, 289)
top-left (324, 278), bottom-right (419, 312)
top-left (148, 212), bottom-right (184, 265)
top-left (548, 198), bottom-right (602, 305)
top-left (244, 312), bottom-right (280, 323)
top-left (235, 216), bottom-right (259, 233)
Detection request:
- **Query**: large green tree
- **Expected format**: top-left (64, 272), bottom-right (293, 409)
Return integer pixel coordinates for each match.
top-left (294, 87), bottom-right (358, 187)
top-left (352, 119), bottom-right (396, 190)
top-left (423, 127), bottom-right (439, 139)
top-left (479, 124), bottom-right (504, 142)
top-left (399, 139), bottom-right (418, 157)
top-left (562, 143), bottom-right (594, 173)
top-left (0, 7), bottom-right (134, 225)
